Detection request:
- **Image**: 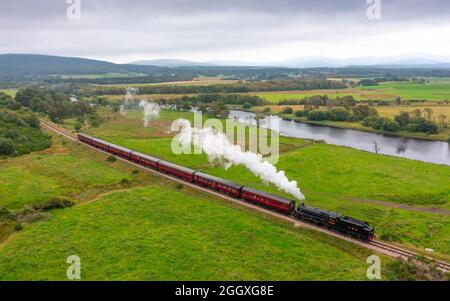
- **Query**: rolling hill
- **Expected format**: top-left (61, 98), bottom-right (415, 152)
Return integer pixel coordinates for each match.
top-left (0, 54), bottom-right (166, 77)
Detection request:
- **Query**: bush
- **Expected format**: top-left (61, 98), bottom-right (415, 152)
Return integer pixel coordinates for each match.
top-left (281, 107), bottom-right (293, 114)
top-left (383, 119), bottom-right (401, 132)
top-left (415, 119), bottom-right (439, 134)
top-left (33, 197), bottom-right (75, 211)
top-left (394, 112), bottom-right (410, 127)
top-left (0, 138), bottom-right (14, 155)
top-left (307, 109), bottom-right (329, 121)
top-left (405, 124), bottom-right (417, 132)
top-left (262, 107), bottom-right (271, 113)
top-left (294, 110), bottom-right (306, 118)
top-left (107, 156), bottom-right (116, 162)
top-left (242, 102), bottom-right (253, 109)
top-left (121, 178), bottom-right (131, 186)
top-left (328, 107), bottom-right (350, 121)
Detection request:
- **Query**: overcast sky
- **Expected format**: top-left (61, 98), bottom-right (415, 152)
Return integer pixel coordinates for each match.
top-left (1, 0), bottom-right (450, 63)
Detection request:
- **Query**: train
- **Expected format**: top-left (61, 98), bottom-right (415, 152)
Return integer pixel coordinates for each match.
top-left (78, 133), bottom-right (375, 241)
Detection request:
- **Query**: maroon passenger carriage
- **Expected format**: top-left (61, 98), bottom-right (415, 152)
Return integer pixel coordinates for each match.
top-left (130, 152), bottom-right (160, 169)
top-left (193, 172), bottom-right (243, 198)
top-left (241, 187), bottom-right (295, 214)
top-left (157, 160), bottom-right (196, 182)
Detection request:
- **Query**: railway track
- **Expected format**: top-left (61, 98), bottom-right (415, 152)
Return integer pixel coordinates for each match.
top-left (40, 119), bottom-right (450, 274)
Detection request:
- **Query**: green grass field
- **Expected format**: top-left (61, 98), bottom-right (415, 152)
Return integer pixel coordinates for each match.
top-left (360, 79), bottom-right (450, 101)
top-left (0, 136), bottom-right (134, 212)
top-left (0, 131), bottom-right (406, 280)
top-left (251, 78), bottom-right (450, 103)
top-left (71, 108), bottom-right (450, 260)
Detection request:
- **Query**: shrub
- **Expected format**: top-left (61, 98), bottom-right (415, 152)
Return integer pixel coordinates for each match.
top-left (394, 112), bottom-right (410, 127)
top-left (307, 109), bottom-right (329, 121)
top-left (328, 107), bottom-right (350, 121)
top-left (262, 107), bottom-right (271, 113)
top-left (121, 178), bottom-right (131, 186)
top-left (107, 155), bottom-right (116, 162)
top-left (175, 183), bottom-right (184, 190)
top-left (0, 138), bottom-right (14, 155)
top-left (281, 107), bottom-right (293, 114)
top-left (33, 197), bottom-right (75, 211)
top-left (382, 119), bottom-right (401, 132)
top-left (405, 124), bottom-right (417, 132)
top-left (242, 102), bottom-right (253, 109)
top-left (294, 110), bottom-right (306, 118)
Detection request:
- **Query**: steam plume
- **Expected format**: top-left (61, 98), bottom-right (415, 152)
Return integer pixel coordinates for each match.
top-left (139, 100), bottom-right (161, 127)
top-left (120, 87), bottom-right (139, 115)
top-left (173, 119), bottom-right (305, 200)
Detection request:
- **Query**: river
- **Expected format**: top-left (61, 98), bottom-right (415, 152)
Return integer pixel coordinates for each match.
top-left (229, 110), bottom-right (450, 166)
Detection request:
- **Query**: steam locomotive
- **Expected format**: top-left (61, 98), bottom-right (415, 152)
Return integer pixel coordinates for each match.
top-left (78, 133), bottom-right (375, 241)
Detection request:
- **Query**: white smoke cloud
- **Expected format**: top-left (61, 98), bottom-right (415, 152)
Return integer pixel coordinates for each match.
top-left (139, 100), bottom-right (161, 127)
top-left (120, 87), bottom-right (139, 115)
top-left (173, 119), bottom-right (305, 200)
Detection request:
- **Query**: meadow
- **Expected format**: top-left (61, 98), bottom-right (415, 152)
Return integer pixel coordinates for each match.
top-left (70, 108), bottom-right (450, 260)
top-left (250, 78), bottom-right (450, 103)
top-left (0, 130), bottom-right (403, 280)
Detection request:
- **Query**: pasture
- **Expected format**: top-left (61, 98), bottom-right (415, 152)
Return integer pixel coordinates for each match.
top-left (251, 78), bottom-right (450, 103)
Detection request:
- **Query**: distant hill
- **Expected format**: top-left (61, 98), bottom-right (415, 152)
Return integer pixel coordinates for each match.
top-left (0, 54), bottom-right (165, 77)
top-left (131, 59), bottom-right (212, 67)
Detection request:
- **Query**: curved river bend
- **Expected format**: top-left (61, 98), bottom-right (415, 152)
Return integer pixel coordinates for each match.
top-left (229, 110), bottom-right (450, 166)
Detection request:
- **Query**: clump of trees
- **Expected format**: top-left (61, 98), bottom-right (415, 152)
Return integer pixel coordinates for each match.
top-left (392, 110), bottom-right (440, 134)
top-left (362, 116), bottom-right (401, 132)
top-left (0, 108), bottom-right (52, 156)
top-left (15, 87), bottom-right (99, 124)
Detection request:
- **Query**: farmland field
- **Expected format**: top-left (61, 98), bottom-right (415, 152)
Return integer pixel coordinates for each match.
top-left (63, 108), bottom-right (450, 260)
top-left (0, 130), bottom-right (402, 280)
top-left (251, 78), bottom-right (450, 103)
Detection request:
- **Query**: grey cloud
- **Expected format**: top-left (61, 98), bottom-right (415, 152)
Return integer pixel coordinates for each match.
top-left (0, 0), bottom-right (449, 62)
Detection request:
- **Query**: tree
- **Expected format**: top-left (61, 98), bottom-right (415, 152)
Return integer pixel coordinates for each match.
top-left (295, 110), bottom-right (306, 118)
top-left (423, 108), bottom-right (434, 120)
top-left (328, 107), bottom-right (350, 121)
top-left (411, 109), bottom-right (422, 117)
top-left (438, 114), bottom-right (447, 126)
top-left (0, 138), bottom-right (14, 155)
top-left (373, 141), bottom-right (381, 154)
top-left (242, 102), bottom-right (253, 110)
top-left (281, 107), bottom-right (293, 114)
top-left (352, 105), bottom-right (372, 120)
top-left (74, 123), bottom-right (82, 133)
top-left (394, 112), bottom-right (410, 127)
top-left (0, 92), bottom-right (14, 108)
top-left (383, 119), bottom-right (401, 132)
top-left (307, 109), bottom-right (329, 121)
